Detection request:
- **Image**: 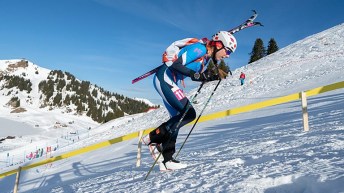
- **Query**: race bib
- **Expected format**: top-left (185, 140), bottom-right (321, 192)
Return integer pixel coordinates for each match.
top-left (173, 88), bottom-right (186, 101)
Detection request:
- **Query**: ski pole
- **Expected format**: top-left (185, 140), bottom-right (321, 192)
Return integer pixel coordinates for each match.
top-left (175, 79), bottom-right (222, 159)
top-left (144, 81), bottom-right (205, 180)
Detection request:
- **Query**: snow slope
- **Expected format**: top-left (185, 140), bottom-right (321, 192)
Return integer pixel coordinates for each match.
top-left (0, 59), bottom-right (99, 157)
top-left (0, 23), bottom-right (343, 192)
top-left (0, 59), bottom-right (50, 111)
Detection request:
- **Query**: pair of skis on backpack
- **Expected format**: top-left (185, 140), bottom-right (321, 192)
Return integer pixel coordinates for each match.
top-left (131, 10), bottom-right (263, 85)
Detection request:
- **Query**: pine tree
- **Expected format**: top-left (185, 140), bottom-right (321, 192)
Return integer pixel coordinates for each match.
top-left (249, 38), bottom-right (266, 64)
top-left (267, 38), bottom-right (279, 55)
top-left (92, 89), bottom-right (98, 97)
top-left (206, 59), bottom-right (230, 78)
top-left (57, 79), bottom-right (66, 91)
top-left (206, 59), bottom-right (216, 77)
top-left (53, 93), bottom-right (62, 106)
top-left (218, 60), bottom-right (229, 78)
top-left (76, 102), bottom-right (83, 114)
top-left (45, 79), bottom-right (54, 101)
top-left (64, 94), bottom-right (71, 105)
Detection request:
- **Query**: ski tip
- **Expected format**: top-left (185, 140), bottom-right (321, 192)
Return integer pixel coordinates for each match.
top-left (252, 10), bottom-right (257, 14)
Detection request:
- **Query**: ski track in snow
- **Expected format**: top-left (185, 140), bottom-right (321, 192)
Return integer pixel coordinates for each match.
top-left (0, 24), bottom-right (344, 193)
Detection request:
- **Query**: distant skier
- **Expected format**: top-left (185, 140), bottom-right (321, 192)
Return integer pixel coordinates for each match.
top-left (239, 72), bottom-right (246, 86)
top-left (143, 31), bottom-right (237, 171)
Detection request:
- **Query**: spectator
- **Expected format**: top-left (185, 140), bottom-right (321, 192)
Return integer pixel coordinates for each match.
top-left (239, 72), bottom-right (246, 86)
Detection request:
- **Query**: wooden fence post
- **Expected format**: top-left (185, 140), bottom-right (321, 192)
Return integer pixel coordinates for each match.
top-left (301, 91), bottom-right (310, 132)
top-left (136, 130), bottom-right (144, 167)
top-left (13, 166), bottom-right (22, 193)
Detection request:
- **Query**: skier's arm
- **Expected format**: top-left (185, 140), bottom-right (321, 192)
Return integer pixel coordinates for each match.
top-left (170, 59), bottom-right (218, 81)
top-left (169, 57), bottom-right (193, 77)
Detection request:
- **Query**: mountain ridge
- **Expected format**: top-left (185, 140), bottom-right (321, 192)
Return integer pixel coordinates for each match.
top-left (0, 59), bottom-right (157, 124)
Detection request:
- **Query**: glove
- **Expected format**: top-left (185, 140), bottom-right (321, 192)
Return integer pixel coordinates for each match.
top-left (190, 71), bottom-right (208, 81)
top-left (190, 71), bottom-right (220, 82)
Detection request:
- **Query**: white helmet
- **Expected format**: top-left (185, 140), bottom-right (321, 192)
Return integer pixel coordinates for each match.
top-left (212, 31), bottom-right (237, 53)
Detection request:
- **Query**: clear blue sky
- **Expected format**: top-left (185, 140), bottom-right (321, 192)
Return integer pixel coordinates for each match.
top-left (1, 0), bottom-right (343, 104)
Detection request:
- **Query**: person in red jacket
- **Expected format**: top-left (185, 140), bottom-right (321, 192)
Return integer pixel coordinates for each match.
top-left (239, 72), bottom-right (246, 86)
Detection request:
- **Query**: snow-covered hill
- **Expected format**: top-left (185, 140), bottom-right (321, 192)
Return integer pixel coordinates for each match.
top-left (0, 23), bottom-right (343, 192)
top-left (0, 59), bottom-right (155, 126)
top-left (0, 59), bottom-right (50, 110)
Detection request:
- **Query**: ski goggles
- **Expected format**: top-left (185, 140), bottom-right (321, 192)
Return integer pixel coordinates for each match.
top-left (224, 47), bottom-right (232, 56)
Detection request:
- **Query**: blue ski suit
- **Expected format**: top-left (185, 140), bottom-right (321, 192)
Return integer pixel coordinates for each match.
top-left (151, 38), bottom-right (210, 162)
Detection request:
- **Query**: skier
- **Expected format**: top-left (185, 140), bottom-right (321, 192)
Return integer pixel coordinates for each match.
top-left (239, 72), bottom-right (246, 86)
top-left (143, 31), bottom-right (237, 171)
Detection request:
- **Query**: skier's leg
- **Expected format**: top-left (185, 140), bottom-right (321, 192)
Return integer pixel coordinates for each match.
top-left (151, 66), bottom-right (196, 163)
top-left (161, 99), bottom-right (196, 162)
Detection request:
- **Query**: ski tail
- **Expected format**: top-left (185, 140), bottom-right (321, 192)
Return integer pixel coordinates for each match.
top-left (131, 65), bottom-right (162, 84)
top-left (228, 10), bottom-right (263, 35)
